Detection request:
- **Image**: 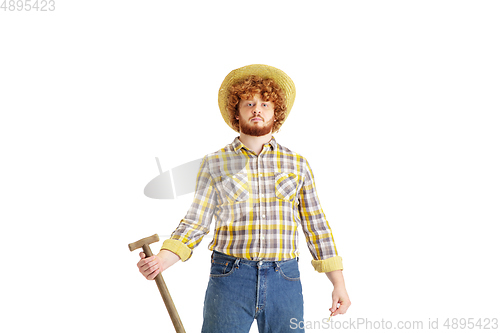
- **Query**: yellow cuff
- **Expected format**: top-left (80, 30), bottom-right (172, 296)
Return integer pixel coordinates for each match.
top-left (161, 239), bottom-right (192, 262)
top-left (311, 256), bottom-right (343, 273)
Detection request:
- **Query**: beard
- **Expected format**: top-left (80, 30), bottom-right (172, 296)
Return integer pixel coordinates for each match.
top-left (239, 116), bottom-right (274, 136)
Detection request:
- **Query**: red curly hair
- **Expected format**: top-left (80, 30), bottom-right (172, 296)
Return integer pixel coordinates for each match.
top-left (227, 75), bottom-right (287, 133)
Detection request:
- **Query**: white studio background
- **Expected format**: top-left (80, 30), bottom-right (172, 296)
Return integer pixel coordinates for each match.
top-left (1, 1), bottom-right (499, 332)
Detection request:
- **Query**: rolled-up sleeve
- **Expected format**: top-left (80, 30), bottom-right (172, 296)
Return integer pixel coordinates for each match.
top-left (298, 158), bottom-right (343, 272)
top-left (161, 155), bottom-right (218, 261)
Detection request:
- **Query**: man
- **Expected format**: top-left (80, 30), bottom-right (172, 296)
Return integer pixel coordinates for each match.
top-left (137, 64), bottom-right (351, 332)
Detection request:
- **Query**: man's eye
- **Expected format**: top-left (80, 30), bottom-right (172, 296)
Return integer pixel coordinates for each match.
top-left (263, 103), bottom-right (268, 107)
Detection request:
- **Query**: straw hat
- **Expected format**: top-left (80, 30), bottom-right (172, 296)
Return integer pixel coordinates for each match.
top-left (218, 64), bottom-right (296, 133)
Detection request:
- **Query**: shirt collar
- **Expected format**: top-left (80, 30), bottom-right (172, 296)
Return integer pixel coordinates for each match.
top-left (231, 136), bottom-right (277, 154)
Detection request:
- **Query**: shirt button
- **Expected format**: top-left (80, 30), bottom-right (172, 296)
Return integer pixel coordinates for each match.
top-left (260, 235), bottom-right (265, 240)
top-left (262, 215), bottom-right (266, 219)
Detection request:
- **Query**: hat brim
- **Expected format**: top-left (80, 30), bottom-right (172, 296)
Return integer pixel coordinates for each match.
top-left (218, 64), bottom-right (296, 133)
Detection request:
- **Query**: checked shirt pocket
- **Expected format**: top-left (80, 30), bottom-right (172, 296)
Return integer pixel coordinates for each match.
top-left (222, 172), bottom-right (249, 202)
top-left (275, 172), bottom-right (299, 202)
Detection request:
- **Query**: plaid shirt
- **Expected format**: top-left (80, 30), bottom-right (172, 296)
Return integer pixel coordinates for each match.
top-left (162, 137), bottom-right (343, 272)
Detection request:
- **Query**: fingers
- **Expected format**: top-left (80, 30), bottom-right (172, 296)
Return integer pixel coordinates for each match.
top-left (330, 300), bottom-right (351, 316)
top-left (137, 252), bottom-right (155, 265)
top-left (145, 267), bottom-right (160, 280)
top-left (137, 253), bottom-right (160, 280)
top-left (330, 296), bottom-right (340, 316)
top-left (330, 288), bottom-right (351, 316)
top-left (335, 302), bottom-right (350, 315)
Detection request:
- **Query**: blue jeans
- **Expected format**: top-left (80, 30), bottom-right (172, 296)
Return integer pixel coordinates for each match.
top-left (202, 251), bottom-right (305, 333)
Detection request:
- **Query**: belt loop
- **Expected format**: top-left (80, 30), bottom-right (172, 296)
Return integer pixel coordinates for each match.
top-left (296, 256), bottom-right (299, 262)
top-left (235, 258), bottom-right (240, 268)
top-left (274, 262), bottom-right (279, 272)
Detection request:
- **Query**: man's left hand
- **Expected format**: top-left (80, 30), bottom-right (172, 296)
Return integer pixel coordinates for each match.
top-left (330, 286), bottom-right (351, 316)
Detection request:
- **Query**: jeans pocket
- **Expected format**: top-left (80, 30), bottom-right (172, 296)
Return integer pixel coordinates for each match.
top-left (278, 260), bottom-right (301, 281)
top-left (210, 258), bottom-right (237, 277)
top-left (275, 172), bottom-right (298, 202)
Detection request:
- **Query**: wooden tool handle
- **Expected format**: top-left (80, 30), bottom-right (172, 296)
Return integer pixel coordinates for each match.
top-left (142, 244), bottom-right (186, 333)
top-left (129, 234), bottom-right (160, 252)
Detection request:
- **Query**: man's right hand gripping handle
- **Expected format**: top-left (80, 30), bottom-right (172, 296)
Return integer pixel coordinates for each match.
top-left (137, 249), bottom-right (181, 280)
